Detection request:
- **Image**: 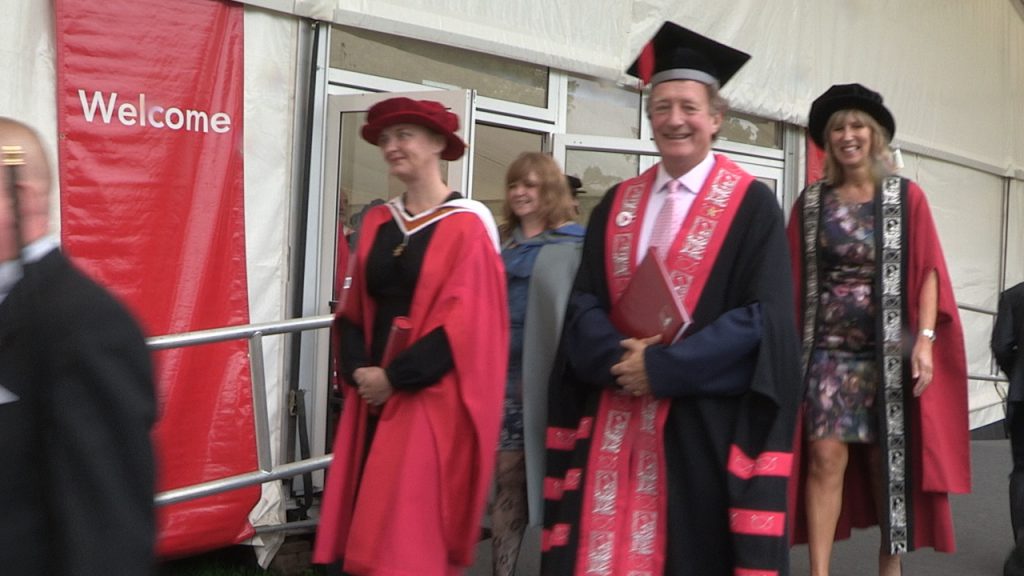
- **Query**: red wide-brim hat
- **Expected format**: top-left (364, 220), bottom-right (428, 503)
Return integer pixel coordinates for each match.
top-left (360, 97), bottom-right (467, 161)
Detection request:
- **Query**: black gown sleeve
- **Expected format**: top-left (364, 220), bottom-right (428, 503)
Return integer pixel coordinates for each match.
top-left (645, 302), bottom-right (762, 397)
top-left (339, 319), bottom-right (454, 391)
top-left (385, 327), bottom-right (454, 391)
top-left (338, 318), bottom-right (369, 387)
top-left (993, 288), bottom-right (1019, 378)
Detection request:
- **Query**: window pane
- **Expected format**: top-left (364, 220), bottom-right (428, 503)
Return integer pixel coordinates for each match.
top-left (755, 177), bottom-right (777, 193)
top-left (564, 150), bottom-right (640, 225)
top-left (566, 75), bottom-right (641, 139)
top-left (471, 124), bottom-right (545, 220)
top-left (337, 111), bottom-right (396, 220)
top-left (719, 111), bottom-right (781, 148)
top-left (330, 26), bottom-right (548, 108)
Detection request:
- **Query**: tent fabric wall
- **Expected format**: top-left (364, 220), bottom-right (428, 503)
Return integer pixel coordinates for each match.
top-left (240, 5), bottom-right (300, 566)
top-left (1010, 180), bottom-right (1024, 286)
top-left (1013, 2), bottom-right (1024, 185)
top-left (240, 0), bottom-right (1024, 177)
top-left (883, 152), bottom-right (1011, 430)
top-left (1, 2), bottom-right (59, 226)
top-left (333, 0), bottom-right (632, 81)
top-left (907, 156), bottom-right (1005, 313)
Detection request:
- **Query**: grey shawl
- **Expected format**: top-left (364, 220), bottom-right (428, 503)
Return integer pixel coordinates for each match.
top-left (521, 240), bottom-right (582, 526)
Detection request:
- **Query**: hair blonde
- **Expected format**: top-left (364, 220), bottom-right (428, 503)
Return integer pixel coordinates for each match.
top-left (821, 109), bottom-right (894, 186)
top-left (499, 152), bottom-right (574, 239)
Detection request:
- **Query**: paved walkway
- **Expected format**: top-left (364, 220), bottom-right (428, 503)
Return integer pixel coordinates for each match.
top-left (470, 439), bottom-right (1016, 575)
top-left (791, 438), bottom-right (1014, 576)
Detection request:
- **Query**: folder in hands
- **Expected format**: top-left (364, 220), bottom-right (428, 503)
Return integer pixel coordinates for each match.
top-left (381, 316), bottom-right (412, 366)
top-left (609, 249), bottom-right (692, 345)
top-left (368, 316), bottom-right (412, 414)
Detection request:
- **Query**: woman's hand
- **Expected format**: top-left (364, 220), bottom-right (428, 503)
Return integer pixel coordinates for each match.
top-left (354, 366), bottom-right (394, 406)
top-left (611, 335), bottom-right (662, 396)
top-left (912, 269), bottom-right (939, 398)
top-left (911, 335), bottom-right (934, 397)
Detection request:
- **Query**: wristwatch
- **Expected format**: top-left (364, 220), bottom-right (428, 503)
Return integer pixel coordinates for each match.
top-left (920, 328), bottom-right (936, 342)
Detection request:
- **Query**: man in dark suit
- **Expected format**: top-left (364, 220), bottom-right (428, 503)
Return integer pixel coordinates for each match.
top-left (0, 118), bottom-right (157, 575)
top-left (995, 282), bottom-right (1024, 543)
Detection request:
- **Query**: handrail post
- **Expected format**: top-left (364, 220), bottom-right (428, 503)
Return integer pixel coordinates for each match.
top-left (249, 332), bottom-right (274, 474)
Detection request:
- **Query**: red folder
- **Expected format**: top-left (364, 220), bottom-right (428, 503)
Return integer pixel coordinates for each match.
top-left (381, 316), bottom-right (412, 366)
top-left (368, 316), bottom-right (412, 414)
top-left (610, 249), bottom-right (692, 344)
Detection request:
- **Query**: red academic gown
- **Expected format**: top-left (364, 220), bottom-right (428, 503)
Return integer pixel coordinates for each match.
top-left (787, 177), bottom-right (970, 552)
top-left (313, 201), bottom-right (508, 575)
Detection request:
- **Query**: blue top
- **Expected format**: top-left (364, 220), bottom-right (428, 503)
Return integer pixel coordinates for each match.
top-left (502, 223), bottom-right (585, 400)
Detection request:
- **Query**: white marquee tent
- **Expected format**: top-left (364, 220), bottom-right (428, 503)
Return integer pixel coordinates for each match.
top-left (3, 0), bottom-right (1023, 561)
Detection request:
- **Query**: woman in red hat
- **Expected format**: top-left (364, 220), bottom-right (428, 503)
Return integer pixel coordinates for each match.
top-left (787, 84), bottom-right (969, 576)
top-left (313, 97), bottom-right (509, 576)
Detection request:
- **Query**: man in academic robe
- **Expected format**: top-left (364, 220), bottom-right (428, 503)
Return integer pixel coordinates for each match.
top-left (542, 22), bottom-right (801, 576)
top-left (995, 281), bottom-right (1024, 543)
top-left (0, 118), bottom-right (156, 575)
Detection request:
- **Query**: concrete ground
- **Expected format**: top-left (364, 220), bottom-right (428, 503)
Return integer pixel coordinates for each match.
top-left (469, 439), bottom-right (1016, 575)
top-left (789, 438), bottom-right (1015, 576)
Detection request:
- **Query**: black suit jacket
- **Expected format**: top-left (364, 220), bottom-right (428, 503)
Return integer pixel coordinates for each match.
top-left (0, 249), bottom-right (156, 575)
top-left (994, 282), bottom-right (1024, 403)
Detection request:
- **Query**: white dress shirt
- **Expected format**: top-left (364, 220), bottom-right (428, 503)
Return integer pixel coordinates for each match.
top-left (635, 152), bottom-right (716, 263)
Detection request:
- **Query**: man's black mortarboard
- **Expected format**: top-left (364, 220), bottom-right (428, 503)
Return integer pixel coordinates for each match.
top-left (626, 21), bottom-right (750, 89)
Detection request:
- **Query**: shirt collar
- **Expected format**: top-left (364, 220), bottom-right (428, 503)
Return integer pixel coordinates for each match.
top-left (19, 234), bottom-right (61, 264)
top-left (0, 235), bottom-right (61, 302)
top-left (653, 152), bottom-right (716, 195)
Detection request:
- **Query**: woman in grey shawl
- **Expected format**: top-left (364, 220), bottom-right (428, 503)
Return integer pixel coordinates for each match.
top-left (493, 152), bottom-right (584, 575)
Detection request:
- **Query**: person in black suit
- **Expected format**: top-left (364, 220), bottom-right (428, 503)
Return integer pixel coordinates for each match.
top-left (0, 117), bottom-right (157, 575)
top-left (996, 281), bottom-right (1024, 545)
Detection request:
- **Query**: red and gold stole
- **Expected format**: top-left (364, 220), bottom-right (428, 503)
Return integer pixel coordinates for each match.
top-left (575, 155), bottom-right (752, 575)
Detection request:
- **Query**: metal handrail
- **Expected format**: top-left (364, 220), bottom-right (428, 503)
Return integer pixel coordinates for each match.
top-left (955, 301), bottom-right (1009, 433)
top-left (155, 455), bottom-right (333, 506)
top-left (959, 302), bottom-right (996, 316)
top-left (956, 302), bottom-right (1009, 383)
top-left (149, 303), bottom-right (1009, 507)
top-left (148, 315), bottom-right (332, 350)
top-left (149, 314), bottom-right (334, 507)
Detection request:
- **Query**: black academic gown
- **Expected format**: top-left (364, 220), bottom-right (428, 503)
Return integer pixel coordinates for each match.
top-left (0, 249), bottom-right (156, 576)
top-left (543, 178), bottom-right (801, 576)
top-left (995, 282), bottom-right (1024, 403)
top-left (995, 281), bottom-right (1024, 542)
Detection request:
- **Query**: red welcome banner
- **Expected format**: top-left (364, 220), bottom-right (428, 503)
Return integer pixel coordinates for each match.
top-left (54, 0), bottom-right (258, 557)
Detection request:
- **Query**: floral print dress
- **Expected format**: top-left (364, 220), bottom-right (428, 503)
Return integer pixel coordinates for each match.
top-left (804, 188), bottom-right (879, 443)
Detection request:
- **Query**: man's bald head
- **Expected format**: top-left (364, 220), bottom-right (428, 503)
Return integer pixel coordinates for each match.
top-left (0, 117), bottom-right (53, 259)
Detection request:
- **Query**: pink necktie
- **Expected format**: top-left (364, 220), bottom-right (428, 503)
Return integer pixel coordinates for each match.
top-left (650, 180), bottom-right (681, 258)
